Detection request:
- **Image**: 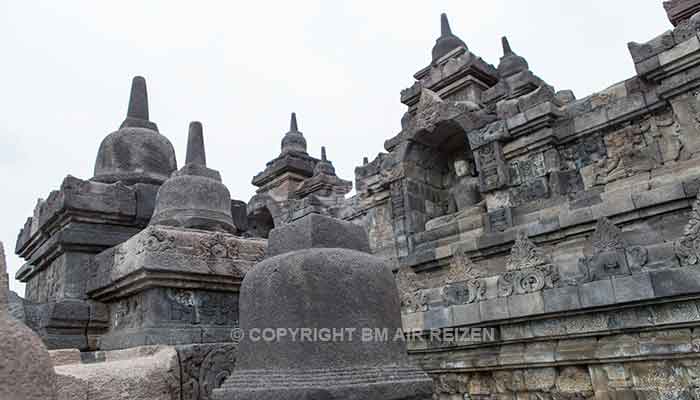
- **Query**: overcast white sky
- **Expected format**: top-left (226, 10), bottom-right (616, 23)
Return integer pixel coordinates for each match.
top-left (0, 1), bottom-right (670, 295)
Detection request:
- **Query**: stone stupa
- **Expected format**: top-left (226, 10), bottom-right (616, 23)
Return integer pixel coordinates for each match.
top-left (88, 122), bottom-right (266, 350)
top-left (213, 213), bottom-right (433, 400)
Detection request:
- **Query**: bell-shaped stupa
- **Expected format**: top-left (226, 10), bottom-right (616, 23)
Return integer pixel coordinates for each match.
top-left (92, 76), bottom-right (177, 185)
top-left (214, 214), bottom-right (433, 400)
top-left (431, 13), bottom-right (467, 61)
top-left (150, 121), bottom-right (236, 233)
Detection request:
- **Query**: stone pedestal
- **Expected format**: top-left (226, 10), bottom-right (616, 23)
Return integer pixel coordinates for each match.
top-left (15, 176), bottom-right (158, 349)
top-left (88, 225), bottom-right (265, 350)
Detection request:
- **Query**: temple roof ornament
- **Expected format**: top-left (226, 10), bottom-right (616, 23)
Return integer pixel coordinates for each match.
top-left (431, 13), bottom-right (468, 62)
top-left (92, 76), bottom-right (177, 185)
top-left (313, 146), bottom-right (336, 176)
top-left (150, 121), bottom-right (236, 233)
top-left (281, 112), bottom-right (308, 155)
top-left (497, 36), bottom-right (530, 78)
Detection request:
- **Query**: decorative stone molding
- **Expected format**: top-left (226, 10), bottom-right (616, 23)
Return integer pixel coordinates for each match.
top-left (591, 218), bottom-right (627, 254)
top-left (499, 231), bottom-right (558, 297)
top-left (506, 231), bottom-right (552, 271)
top-left (676, 192), bottom-right (700, 266)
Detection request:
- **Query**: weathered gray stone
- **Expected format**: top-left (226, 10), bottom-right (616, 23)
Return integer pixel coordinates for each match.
top-left (651, 268), bottom-right (700, 297)
top-left (523, 342), bottom-right (556, 363)
top-left (580, 279), bottom-right (615, 308)
top-left (665, 0), bottom-right (700, 26)
top-left (92, 76), bottom-right (177, 185)
top-left (214, 214), bottom-right (432, 400)
top-left (424, 307), bottom-right (452, 330)
top-left (266, 213), bottom-right (370, 257)
top-left (639, 329), bottom-right (692, 355)
top-left (0, 242), bottom-right (57, 400)
top-left (451, 303), bottom-right (481, 326)
top-left (54, 346), bottom-right (180, 400)
top-left (507, 292), bottom-right (544, 317)
top-left (150, 122), bottom-right (236, 233)
top-left (556, 338), bottom-right (597, 361)
top-left (612, 273), bottom-right (655, 303)
top-left (543, 286), bottom-right (581, 313)
top-left (596, 334), bottom-right (640, 359)
top-left (431, 13), bottom-right (467, 62)
top-left (480, 297), bottom-right (509, 322)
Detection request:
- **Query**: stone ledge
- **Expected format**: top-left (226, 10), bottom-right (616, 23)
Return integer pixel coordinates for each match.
top-left (403, 268), bottom-right (700, 333)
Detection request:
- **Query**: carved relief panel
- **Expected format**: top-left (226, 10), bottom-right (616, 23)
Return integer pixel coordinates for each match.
top-left (475, 141), bottom-right (509, 193)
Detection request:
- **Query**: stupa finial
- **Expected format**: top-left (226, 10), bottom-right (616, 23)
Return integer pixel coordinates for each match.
top-left (321, 146), bottom-right (327, 161)
top-left (440, 13), bottom-right (452, 36)
top-left (186, 121), bottom-right (206, 166)
top-left (502, 36), bottom-right (513, 56)
top-left (432, 13), bottom-right (467, 61)
top-left (290, 112), bottom-right (298, 132)
top-left (126, 76), bottom-right (149, 121)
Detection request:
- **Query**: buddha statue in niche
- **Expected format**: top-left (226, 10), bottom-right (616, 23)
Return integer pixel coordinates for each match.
top-left (446, 157), bottom-right (482, 214)
top-left (424, 154), bottom-right (485, 232)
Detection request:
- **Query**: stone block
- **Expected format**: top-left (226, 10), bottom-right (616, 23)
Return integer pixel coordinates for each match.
top-left (682, 173), bottom-right (700, 196)
top-left (588, 251), bottom-right (630, 281)
top-left (402, 312), bottom-right (424, 333)
top-left (524, 342), bottom-right (556, 364)
top-left (607, 307), bottom-right (654, 330)
top-left (500, 322), bottom-right (534, 341)
top-left (574, 107), bottom-right (608, 134)
top-left (506, 112), bottom-right (528, 131)
top-left (631, 182), bottom-right (686, 209)
top-left (606, 93), bottom-right (646, 122)
top-left (451, 303), bottom-right (481, 326)
top-left (531, 318), bottom-right (566, 337)
top-left (423, 307), bottom-right (452, 330)
top-left (659, 34), bottom-right (700, 66)
top-left (639, 329), bottom-right (692, 355)
top-left (612, 273), bottom-right (655, 303)
top-left (636, 55), bottom-right (662, 77)
top-left (650, 268), bottom-right (700, 297)
top-left (267, 213), bottom-right (370, 256)
top-left (133, 183), bottom-right (160, 222)
top-left (563, 313), bottom-right (608, 335)
top-left (499, 343), bottom-right (526, 365)
top-left (580, 279), bottom-right (615, 308)
top-left (665, 0), bottom-right (700, 26)
top-left (480, 297), bottom-right (509, 322)
top-left (507, 292), bottom-right (544, 318)
top-left (50, 349), bottom-right (81, 366)
top-left (596, 334), bottom-right (640, 359)
top-left (543, 286), bottom-right (581, 313)
top-left (555, 338), bottom-right (597, 361)
top-left (560, 206), bottom-right (594, 228)
top-left (653, 301), bottom-right (700, 325)
top-left (54, 346), bottom-right (181, 400)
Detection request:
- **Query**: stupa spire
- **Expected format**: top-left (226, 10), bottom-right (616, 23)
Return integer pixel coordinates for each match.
top-left (120, 75), bottom-right (159, 131)
top-left (281, 112), bottom-right (307, 154)
top-left (431, 13), bottom-right (467, 61)
top-left (497, 35), bottom-right (529, 78)
top-left (186, 121), bottom-right (206, 166)
top-left (440, 13), bottom-right (452, 36)
top-left (321, 146), bottom-right (327, 161)
top-left (290, 112), bottom-right (298, 132)
top-left (126, 76), bottom-right (149, 121)
top-left (502, 36), bottom-right (513, 56)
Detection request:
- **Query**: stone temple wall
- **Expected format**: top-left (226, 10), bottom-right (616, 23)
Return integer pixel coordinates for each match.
top-left (12, 1), bottom-right (700, 399)
top-left (333, 2), bottom-right (700, 398)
